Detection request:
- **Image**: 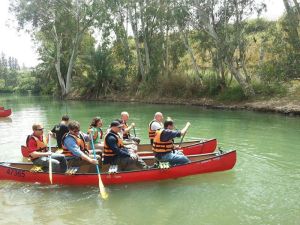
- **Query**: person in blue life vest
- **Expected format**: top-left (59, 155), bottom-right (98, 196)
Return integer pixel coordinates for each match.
top-left (103, 120), bottom-right (148, 171)
top-left (152, 118), bottom-right (191, 166)
top-left (62, 120), bottom-right (99, 165)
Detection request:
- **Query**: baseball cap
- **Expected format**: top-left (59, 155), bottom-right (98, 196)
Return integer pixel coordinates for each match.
top-left (110, 120), bottom-right (123, 128)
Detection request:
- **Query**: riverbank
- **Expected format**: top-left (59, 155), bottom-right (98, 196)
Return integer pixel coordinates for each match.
top-left (70, 94), bottom-right (300, 116)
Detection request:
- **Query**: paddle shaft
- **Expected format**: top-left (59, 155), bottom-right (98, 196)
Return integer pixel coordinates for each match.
top-left (178, 123), bottom-right (191, 148)
top-left (90, 132), bottom-right (108, 199)
top-left (48, 134), bottom-right (53, 184)
top-left (133, 126), bottom-right (136, 137)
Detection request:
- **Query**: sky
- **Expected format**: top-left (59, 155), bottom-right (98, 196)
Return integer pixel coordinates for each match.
top-left (0, 0), bottom-right (285, 68)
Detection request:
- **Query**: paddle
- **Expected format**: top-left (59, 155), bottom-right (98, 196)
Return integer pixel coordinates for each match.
top-left (178, 122), bottom-right (191, 148)
top-left (48, 133), bottom-right (53, 184)
top-left (133, 126), bottom-right (136, 137)
top-left (90, 132), bottom-right (108, 199)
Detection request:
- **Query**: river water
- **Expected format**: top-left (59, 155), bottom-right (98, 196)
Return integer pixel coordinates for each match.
top-left (0, 95), bottom-right (299, 225)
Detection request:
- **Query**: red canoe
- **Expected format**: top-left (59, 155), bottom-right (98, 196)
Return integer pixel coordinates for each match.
top-left (137, 139), bottom-right (217, 156)
top-left (0, 150), bottom-right (236, 186)
top-left (0, 108), bottom-right (12, 117)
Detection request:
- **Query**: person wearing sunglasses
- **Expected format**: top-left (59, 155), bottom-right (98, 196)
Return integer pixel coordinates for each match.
top-left (26, 123), bottom-right (67, 172)
top-left (62, 120), bottom-right (98, 165)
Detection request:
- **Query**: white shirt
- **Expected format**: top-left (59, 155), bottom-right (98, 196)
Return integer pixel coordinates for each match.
top-left (151, 121), bottom-right (163, 131)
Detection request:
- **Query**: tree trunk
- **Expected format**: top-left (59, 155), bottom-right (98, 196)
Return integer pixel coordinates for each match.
top-left (181, 30), bottom-right (203, 86)
top-left (128, 4), bottom-right (146, 81)
top-left (227, 59), bottom-right (255, 97)
top-left (140, 0), bottom-right (150, 75)
top-left (54, 35), bottom-right (67, 97)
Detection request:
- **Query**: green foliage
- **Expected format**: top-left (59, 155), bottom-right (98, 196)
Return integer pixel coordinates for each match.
top-left (217, 86), bottom-right (246, 101)
top-left (253, 81), bottom-right (287, 97)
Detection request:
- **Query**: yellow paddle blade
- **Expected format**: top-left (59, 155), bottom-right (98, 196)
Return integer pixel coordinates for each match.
top-left (98, 174), bottom-right (108, 199)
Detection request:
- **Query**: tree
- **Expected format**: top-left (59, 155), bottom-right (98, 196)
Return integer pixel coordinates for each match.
top-left (10, 0), bottom-right (105, 98)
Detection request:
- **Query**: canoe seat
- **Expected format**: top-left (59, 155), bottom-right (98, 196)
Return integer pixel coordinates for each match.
top-left (158, 162), bottom-right (170, 169)
top-left (30, 165), bottom-right (43, 173)
top-left (65, 167), bottom-right (79, 175)
top-left (108, 165), bottom-right (118, 174)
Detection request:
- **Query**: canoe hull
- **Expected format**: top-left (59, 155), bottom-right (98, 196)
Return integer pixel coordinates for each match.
top-left (137, 139), bottom-right (217, 157)
top-left (0, 150), bottom-right (236, 186)
top-left (0, 109), bottom-right (12, 117)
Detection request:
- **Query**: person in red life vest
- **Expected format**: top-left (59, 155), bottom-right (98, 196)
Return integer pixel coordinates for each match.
top-left (87, 117), bottom-right (104, 151)
top-left (152, 118), bottom-right (191, 166)
top-left (62, 120), bottom-right (98, 165)
top-left (120, 111), bottom-right (140, 144)
top-left (26, 123), bottom-right (67, 172)
top-left (103, 120), bottom-right (148, 171)
top-left (148, 112), bottom-right (164, 145)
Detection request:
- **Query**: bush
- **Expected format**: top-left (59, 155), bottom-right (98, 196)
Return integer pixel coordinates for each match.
top-left (253, 81), bottom-right (287, 96)
top-left (217, 86), bottom-right (246, 101)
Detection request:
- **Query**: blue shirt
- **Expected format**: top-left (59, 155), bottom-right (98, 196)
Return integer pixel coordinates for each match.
top-left (103, 131), bottom-right (130, 164)
top-left (63, 132), bottom-right (89, 158)
top-left (160, 129), bottom-right (181, 142)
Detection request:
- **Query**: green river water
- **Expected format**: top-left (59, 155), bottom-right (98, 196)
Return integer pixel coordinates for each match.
top-left (0, 95), bottom-right (299, 225)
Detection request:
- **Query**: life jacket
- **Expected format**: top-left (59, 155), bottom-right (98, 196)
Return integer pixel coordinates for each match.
top-left (148, 120), bottom-right (163, 140)
top-left (62, 132), bottom-right (88, 157)
top-left (152, 129), bottom-right (174, 153)
top-left (103, 132), bottom-right (124, 158)
top-left (22, 135), bottom-right (47, 158)
top-left (122, 122), bottom-right (130, 139)
top-left (88, 127), bottom-right (103, 142)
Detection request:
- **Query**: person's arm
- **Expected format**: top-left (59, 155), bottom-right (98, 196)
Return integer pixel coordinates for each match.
top-left (160, 129), bottom-right (181, 142)
top-left (124, 123), bottom-right (135, 134)
top-left (27, 138), bottom-right (51, 158)
top-left (106, 135), bottom-right (130, 157)
top-left (64, 137), bottom-right (98, 164)
top-left (180, 122), bottom-right (191, 136)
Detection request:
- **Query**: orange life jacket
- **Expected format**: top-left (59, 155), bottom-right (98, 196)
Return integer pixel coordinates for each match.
top-left (152, 129), bottom-right (174, 153)
top-left (148, 120), bottom-right (163, 140)
top-left (122, 122), bottom-right (130, 139)
top-left (22, 135), bottom-right (47, 158)
top-left (62, 132), bottom-right (88, 157)
top-left (103, 132), bottom-right (124, 157)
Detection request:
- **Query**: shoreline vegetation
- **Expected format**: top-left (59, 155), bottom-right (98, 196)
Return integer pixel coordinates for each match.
top-left (1, 1), bottom-right (300, 117)
top-left (68, 93), bottom-right (300, 116)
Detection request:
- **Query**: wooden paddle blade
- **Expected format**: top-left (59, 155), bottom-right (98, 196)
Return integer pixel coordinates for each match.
top-left (98, 174), bottom-right (108, 199)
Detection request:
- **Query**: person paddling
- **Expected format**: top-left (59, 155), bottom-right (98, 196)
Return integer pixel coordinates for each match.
top-left (62, 120), bottom-right (99, 165)
top-left (87, 117), bottom-right (104, 151)
top-left (26, 123), bottom-right (67, 172)
top-left (119, 112), bottom-right (141, 144)
top-left (152, 118), bottom-right (191, 166)
top-left (103, 120), bottom-right (148, 171)
top-left (148, 112), bottom-right (164, 145)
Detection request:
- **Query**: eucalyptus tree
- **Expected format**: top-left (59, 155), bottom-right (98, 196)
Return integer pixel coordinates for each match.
top-left (178, 0), bottom-right (266, 97)
top-left (10, 0), bottom-right (105, 97)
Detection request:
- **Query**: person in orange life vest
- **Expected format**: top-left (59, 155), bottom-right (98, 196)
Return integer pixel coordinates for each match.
top-left (26, 123), bottom-right (67, 172)
top-left (152, 118), bottom-right (191, 166)
top-left (103, 120), bottom-right (148, 171)
top-left (148, 112), bottom-right (164, 145)
top-left (87, 117), bottom-right (104, 151)
top-left (62, 120), bottom-right (98, 165)
top-left (120, 111), bottom-right (140, 144)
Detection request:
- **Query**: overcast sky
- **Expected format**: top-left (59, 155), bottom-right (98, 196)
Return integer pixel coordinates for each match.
top-left (0, 0), bottom-right (285, 68)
